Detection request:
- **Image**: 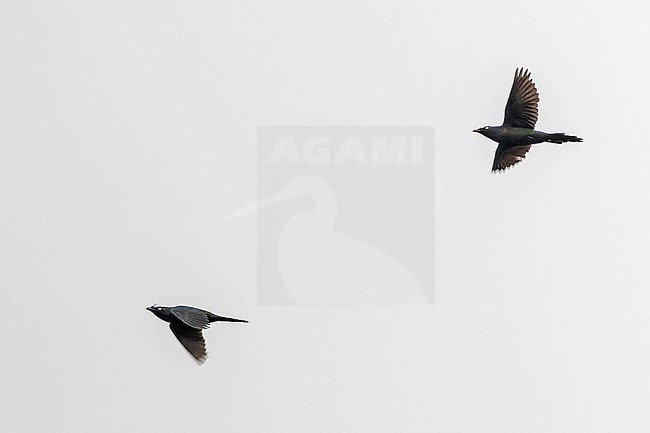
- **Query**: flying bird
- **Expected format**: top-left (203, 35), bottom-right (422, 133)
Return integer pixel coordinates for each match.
top-left (147, 304), bottom-right (247, 365)
top-left (473, 68), bottom-right (582, 171)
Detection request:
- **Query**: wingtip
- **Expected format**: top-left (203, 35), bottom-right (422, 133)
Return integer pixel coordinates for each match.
top-left (515, 67), bottom-right (531, 79)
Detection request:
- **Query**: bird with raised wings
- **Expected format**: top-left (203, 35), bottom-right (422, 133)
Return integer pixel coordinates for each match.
top-left (473, 68), bottom-right (582, 171)
top-left (147, 304), bottom-right (247, 365)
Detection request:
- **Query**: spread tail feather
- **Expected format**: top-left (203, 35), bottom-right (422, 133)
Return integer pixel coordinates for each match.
top-left (208, 314), bottom-right (248, 323)
top-left (546, 133), bottom-right (582, 144)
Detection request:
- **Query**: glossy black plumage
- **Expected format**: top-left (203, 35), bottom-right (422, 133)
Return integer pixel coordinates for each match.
top-left (147, 304), bottom-right (247, 365)
top-left (503, 68), bottom-right (539, 129)
top-left (473, 68), bottom-right (583, 171)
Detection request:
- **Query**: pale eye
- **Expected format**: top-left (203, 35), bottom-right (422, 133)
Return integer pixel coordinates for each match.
top-left (485, 126), bottom-right (490, 130)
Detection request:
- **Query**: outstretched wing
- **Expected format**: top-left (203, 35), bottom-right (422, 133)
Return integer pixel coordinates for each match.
top-left (170, 306), bottom-right (211, 329)
top-left (503, 68), bottom-right (539, 128)
top-left (492, 144), bottom-right (532, 171)
top-left (169, 320), bottom-right (208, 364)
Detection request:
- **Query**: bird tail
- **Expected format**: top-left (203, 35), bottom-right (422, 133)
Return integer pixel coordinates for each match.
top-left (546, 133), bottom-right (583, 144)
top-left (209, 314), bottom-right (248, 323)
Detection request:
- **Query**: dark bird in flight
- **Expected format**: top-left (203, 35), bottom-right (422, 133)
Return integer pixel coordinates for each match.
top-left (473, 68), bottom-right (582, 171)
top-left (147, 304), bottom-right (247, 365)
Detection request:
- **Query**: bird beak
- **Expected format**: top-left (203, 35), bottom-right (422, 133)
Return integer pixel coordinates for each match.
top-left (217, 182), bottom-right (305, 224)
top-left (472, 128), bottom-right (480, 133)
top-left (146, 305), bottom-right (155, 312)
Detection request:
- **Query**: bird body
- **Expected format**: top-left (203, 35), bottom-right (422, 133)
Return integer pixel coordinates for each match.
top-left (476, 126), bottom-right (547, 145)
top-left (477, 126), bottom-right (582, 146)
top-left (473, 68), bottom-right (582, 171)
top-left (147, 304), bottom-right (247, 364)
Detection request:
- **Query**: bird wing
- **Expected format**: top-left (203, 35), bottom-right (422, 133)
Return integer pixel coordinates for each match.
top-left (503, 68), bottom-right (539, 128)
top-left (492, 144), bottom-right (532, 171)
top-left (169, 320), bottom-right (208, 364)
top-left (170, 306), bottom-right (210, 329)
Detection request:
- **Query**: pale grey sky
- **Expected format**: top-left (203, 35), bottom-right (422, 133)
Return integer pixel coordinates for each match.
top-left (2, 1), bottom-right (650, 432)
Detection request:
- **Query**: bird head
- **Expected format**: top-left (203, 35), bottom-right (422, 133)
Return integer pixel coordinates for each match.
top-left (473, 125), bottom-right (500, 141)
top-left (146, 304), bottom-right (173, 322)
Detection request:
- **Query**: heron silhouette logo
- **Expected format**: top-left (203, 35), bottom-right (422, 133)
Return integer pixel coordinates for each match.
top-left (221, 126), bottom-right (435, 306)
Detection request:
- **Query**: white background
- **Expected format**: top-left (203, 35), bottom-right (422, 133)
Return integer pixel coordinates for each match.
top-left (2, 1), bottom-right (650, 431)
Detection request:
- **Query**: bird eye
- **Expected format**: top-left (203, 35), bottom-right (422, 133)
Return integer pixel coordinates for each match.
top-left (485, 126), bottom-right (490, 130)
